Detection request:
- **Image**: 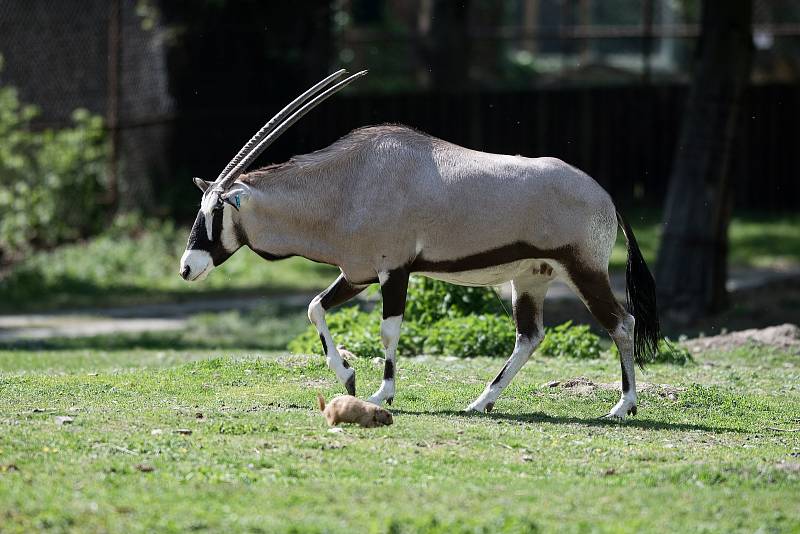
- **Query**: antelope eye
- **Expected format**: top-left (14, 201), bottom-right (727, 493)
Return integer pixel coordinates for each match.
top-left (214, 198), bottom-right (224, 210)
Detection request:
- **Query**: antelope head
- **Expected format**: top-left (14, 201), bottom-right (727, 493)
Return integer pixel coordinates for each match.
top-left (179, 69), bottom-right (367, 281)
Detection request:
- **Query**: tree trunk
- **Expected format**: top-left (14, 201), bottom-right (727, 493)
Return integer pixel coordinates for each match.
top-left (655, 0), bottom-right (753, 323)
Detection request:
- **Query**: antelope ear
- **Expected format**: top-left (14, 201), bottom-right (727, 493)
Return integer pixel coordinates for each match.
top-left (221, 185), bottom-right (251, 211)
top-left (193, 177), bottom-right (213, 193)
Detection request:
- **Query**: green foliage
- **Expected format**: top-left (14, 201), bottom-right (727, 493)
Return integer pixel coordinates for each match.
top-left (288, 281), bottom-right (608, 360)
top-left (0, 213), bottom-right (337, 312)
top-left (0, 74), bottom-right (108, 258)
top-left (288, 306), bottom-right (384, 359)
top-left (538, 321), bottom-right (603, 360)
top-left (422, 314), bottom-right (515, 358)
top-left (404, 277), bottom-right (505, 324)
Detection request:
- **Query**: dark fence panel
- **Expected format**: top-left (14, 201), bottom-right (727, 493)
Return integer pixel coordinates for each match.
top-left (169, 84), bottom-right (800, 218)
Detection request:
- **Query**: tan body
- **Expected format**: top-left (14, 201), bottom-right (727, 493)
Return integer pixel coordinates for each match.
top-left (317, 393), bottom-right (393, 427)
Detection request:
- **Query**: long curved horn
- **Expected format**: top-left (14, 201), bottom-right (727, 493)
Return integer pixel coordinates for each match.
top-left (215, 69), bottom-right (368, 190)
top-left (212, 69), bottom-right (349, 185)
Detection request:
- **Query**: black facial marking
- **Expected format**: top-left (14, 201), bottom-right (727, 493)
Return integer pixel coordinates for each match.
top-left (380, 268), bottom-right (409, 319)
top-left (187, 209), bottom-right (237, 266)
top-left (621, 359), bottom-right (630, 393)
top-left (513, 293), bottom-right (538, 340)
top-left (383, 359), bottom-right (395, 381)
top-left (319, 334), bottom-right (328, 355)
top-left (341, 358), bottom-right (350, 369)
top-left (490, 361), bottom-right (509, 386)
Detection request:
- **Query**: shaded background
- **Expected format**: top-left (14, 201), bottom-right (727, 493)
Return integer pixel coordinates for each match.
top-left (1, 0), bottom-right (799, 325)
top-left (2, 0), bottom-right (799, 217)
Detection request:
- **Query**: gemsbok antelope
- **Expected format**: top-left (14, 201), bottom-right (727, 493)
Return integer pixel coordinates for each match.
top-left (179, 70), bottom-right (661, 419)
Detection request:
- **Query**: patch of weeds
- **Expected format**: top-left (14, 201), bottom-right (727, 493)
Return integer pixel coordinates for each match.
top-left (538, 321), bottom-right (603, 359)
top-left (423, 314), bottom-right (515, 358)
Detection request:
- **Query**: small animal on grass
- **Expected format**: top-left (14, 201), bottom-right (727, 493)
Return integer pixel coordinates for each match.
top-left (180, 69), bottom-right (661, 420)
top-left (317, 393), bottom-right (393, 428)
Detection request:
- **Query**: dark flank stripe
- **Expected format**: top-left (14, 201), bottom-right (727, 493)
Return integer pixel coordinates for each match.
top-left (408, 241), bottom-right (625, 334)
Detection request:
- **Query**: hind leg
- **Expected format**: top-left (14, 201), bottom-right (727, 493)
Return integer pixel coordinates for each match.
top-left (563, 265), bottom-right (637, 419)
top-left (465, 276), bottom-right (547, 413)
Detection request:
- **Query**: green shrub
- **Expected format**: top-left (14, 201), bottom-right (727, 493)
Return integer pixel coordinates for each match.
top-left (405, 277), bottom-right (504, 324)
top-left (423, 314), bottom-right (515, 358)
top-left (538, 321), bottom-right (603, 360)
top-left (288, 306), bottom-right (384, 359)
top-left (0, 66), bottom-right (107, 258)
top-left (287, 304), bottom-right (608, 360)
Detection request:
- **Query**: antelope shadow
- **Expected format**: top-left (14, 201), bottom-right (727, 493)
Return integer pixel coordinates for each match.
top-left (392, 408), bottom-right (748, 434)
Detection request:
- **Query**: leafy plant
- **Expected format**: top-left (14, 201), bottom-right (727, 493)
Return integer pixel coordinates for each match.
top-left (0, 66), bottom-right (108, 259)
top-left (538, 321), bottom-right (603, 360)
top-left (422, 314), bottom-right (515, 358)
top-left (404, 276), bottom-right (505, 324)
top-left (288, 306), bottom-right (384, 359)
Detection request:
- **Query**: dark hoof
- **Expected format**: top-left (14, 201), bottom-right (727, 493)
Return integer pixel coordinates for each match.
top-left (628, 406), bottom-right (637, 416)
top-left (345, 374), bottom-right (356, 396)
top-left (386, 397), bottom-right (394, 406)
top-left (485, 402), bottom-right (495, 413)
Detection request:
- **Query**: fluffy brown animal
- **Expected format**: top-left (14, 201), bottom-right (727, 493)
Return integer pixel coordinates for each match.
top-left (317, 393), bottom-right (393, 428)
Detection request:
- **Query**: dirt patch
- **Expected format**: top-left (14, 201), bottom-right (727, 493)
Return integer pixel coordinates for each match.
top-left (546, 377), bottom-right (682, 400)
top-left (683, 323), bottom-right (800, 354)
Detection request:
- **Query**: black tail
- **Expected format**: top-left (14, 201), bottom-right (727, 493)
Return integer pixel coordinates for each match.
top-left (617, 211), bottom-right (661, 370)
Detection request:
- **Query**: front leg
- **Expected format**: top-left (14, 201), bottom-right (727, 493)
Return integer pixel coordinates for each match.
top-left (368, 268), bottom-right (408, 406)
top-left (308, 274), bottom-right (367, 396)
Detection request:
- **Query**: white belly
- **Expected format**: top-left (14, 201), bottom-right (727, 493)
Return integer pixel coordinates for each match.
top-left (417, 259), bottom-right (540, 287)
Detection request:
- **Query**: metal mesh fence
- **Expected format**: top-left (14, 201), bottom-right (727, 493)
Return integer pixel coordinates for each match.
top-left (0, 0), bottom-right (174, 210)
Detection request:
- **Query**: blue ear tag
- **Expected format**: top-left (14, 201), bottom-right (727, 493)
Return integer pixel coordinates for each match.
top-left (235, 194), bottom-right (241, 209)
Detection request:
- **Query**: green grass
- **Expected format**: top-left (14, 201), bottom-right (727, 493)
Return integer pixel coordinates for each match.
top-left (1, 344), bottom-right (798, 533)
top-left (1, 211), bottom-right (798, 313)
top-left (0, 217), bottom-right (337, 313)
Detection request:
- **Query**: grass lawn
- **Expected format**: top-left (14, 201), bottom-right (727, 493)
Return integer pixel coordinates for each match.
top-left (1, 344), bottom-right (798, 532)
top-left (1, 211), bottom-right (799, 314)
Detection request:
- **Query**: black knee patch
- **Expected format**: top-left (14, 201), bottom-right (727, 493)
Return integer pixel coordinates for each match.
top-left (491, 362), bottom-right (509, 386)
top-left (513, 293), bottom-right (539, 339)
top-left (621, 360), bottom-right (630, 393)
top-left (381, 268), bottom-right (409, 319)
top-left (318, 334), bottom-right (328, 355)
top-left (345, 374), bottom-right (356, 396)
top-left (383, 359), bottom-right (395, 380)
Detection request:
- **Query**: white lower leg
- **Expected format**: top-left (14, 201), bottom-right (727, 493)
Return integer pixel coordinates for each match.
top-left (466, 335), bottom-right (536, 413)
top-left (606, 315), bottom-right (637, 419)
top-left (308, 296), bottom-right (355, 394)
top-left (368, 315), bottom-right (402, 406)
